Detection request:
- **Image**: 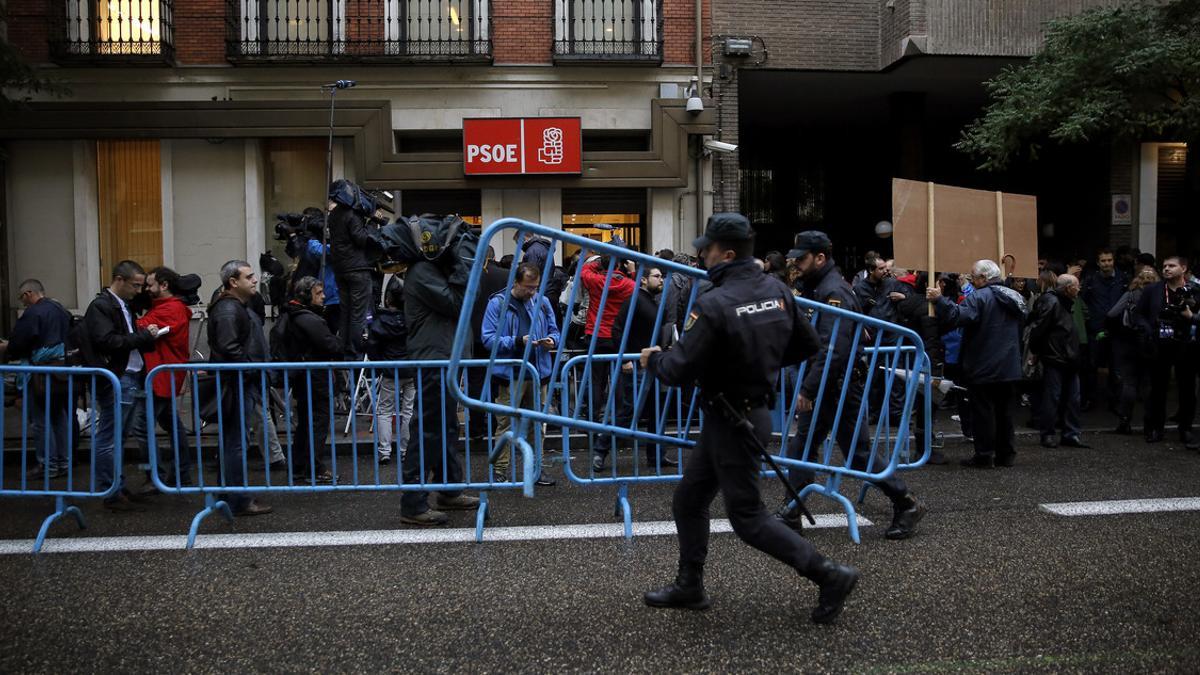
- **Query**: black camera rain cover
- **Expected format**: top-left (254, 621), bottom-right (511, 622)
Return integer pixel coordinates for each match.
top-left (377, 214), bottom-right (466, 264)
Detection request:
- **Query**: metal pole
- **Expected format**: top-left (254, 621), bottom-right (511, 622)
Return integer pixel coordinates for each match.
top-left (320, 86), bottom-right (337, 285)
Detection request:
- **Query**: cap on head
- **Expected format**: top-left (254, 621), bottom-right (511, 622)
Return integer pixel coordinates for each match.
top-left (692, 212), bottom-right (753, 250)
top-left (786, 230), bottom-right (832, 259)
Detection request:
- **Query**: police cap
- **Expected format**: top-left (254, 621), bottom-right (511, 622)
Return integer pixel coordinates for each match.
top-left (786, 230), bottom-right (833, 259)
top-left (692, 213), bottom-right (754, 250)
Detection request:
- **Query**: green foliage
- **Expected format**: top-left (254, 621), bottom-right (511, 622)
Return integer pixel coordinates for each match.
top-left (0, 9), bottom-right (69, 109)
top-left (957, 0), bottom-right (1200, 170)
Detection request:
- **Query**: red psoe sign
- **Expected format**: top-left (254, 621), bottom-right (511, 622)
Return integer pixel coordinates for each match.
top-left (463, 117), bottom-right (582, 176)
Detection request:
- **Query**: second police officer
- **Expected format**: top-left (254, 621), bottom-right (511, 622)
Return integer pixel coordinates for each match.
top-left (778, 231), bottom-right (927, 540)
top-left (639, 213), bottom-right (861, 625)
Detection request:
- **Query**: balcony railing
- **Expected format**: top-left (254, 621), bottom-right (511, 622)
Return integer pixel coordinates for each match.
top-left (226, 0), bottom-right (491, 62)
top-left (554, 0), bottom-right (662, 62)
top-left (49, 0), bottom-right (175, 63)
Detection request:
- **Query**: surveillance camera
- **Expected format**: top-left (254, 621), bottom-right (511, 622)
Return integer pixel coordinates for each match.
top-left (686, 96), bottom-right (704, 114)
top-left (703, 138), bottom-right (738, 154)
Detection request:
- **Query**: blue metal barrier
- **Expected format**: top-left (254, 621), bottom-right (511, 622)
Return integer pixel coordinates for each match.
top-left (145, 359), bottom-right (539, 548)
top-left (1, 365), bottom-right (122, 553)
top-left (450, 218), bottom-right (934, 542)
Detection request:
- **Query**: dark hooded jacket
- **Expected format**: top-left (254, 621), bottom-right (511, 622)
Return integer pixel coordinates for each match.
top-left (327, 204), bottom-right (375, 274)
top-left (934, 281), bottom-right (1027, 384)
top-left (1027, 289), bottom-right (1081, 368)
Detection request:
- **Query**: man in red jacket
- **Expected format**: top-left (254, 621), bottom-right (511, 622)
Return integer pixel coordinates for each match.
top-left (138, 267), bottom-right (195, 488)
top-left (579, 248), bottom-right (636, 470)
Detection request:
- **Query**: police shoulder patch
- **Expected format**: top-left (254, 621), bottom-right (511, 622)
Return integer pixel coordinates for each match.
top-left (684, 311), bottom-right (700, 332)
top-left (828, 298), bottom-right (842, 307)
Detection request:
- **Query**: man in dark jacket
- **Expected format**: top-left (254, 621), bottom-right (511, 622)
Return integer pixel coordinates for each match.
top-left (928, 259), bottom-right (1027, 468)
top-left (327, 201), bottom-right (377, 359)
top-left (280, 276), bottom-right (342, 483)
top-left (83, 261), bottom-right (160, 510)
top-left (207, 260), bottom-right (272, 516)
top-left (1027, 274), bottom-right (1089, 449)
top-left (1079, 248), bottom-right (1128, 410)
top-left (851, 254), bottom-right (900, 323)
top-left (400, 236), bottom-right (481, 525)
top-left (0, 279), bottom-right (74, 479)
top-left (605, 265), bottom-right (677, 469)
top-left (1134, 255), bottom-right (1199, 447)
top-left (781, 231), bottom-right (926, 541)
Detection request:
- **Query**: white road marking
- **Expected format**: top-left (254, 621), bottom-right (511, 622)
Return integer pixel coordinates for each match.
top-left (0, 514), bottom-right (870, 555)
top-left (1040, 497), bottom-right (1200, 517)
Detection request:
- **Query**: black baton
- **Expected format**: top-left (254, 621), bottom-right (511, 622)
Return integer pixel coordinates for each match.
top-left (713, 393), bottom-right (816, 526)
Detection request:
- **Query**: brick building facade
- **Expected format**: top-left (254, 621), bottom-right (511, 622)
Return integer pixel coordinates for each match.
top-left (0, 0), bottom-right (716, 323)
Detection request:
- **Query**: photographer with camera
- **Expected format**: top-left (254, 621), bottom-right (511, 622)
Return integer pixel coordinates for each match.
top-left (1135, 255), bottom-right (1199, 448)
top-left (281, 207), bottom-right (342, 335)
top-left (327, 181), bottom-right (379, 359)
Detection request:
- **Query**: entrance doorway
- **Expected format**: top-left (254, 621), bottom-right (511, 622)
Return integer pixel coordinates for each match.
top-left (561, 188), bottom-right (646, 260)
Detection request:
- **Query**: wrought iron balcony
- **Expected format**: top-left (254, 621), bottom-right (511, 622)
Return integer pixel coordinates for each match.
top-left (49, 0), bottom-right (175, 64)
top-left (554, 0), bottom-right (662, 63)
top-left (226, 0), bottom-right (491, 62)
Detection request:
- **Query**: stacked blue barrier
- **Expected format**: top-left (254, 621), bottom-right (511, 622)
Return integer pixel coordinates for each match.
top-left (450, 218), bottom-right (932, 541)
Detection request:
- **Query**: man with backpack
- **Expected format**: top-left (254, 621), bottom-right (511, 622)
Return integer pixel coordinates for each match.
top-left (0, 279), bottom-right (74, 480)
top-left (400, 217), bottom-right (481, 525)
top-left (368, 276), bottom-right (416, 466)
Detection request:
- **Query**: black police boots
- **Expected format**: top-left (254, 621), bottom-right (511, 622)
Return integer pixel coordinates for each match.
top-left (809, 559), bottom-right (860, 625)
top-left (643, 564), bottom-right (711, 611)
top-left (885, 492), bottom-right (927, 540)
top-left (773, 502), bottom-right (806, 536)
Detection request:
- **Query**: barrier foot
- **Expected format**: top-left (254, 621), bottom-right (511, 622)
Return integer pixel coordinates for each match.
top-left (187, 494), bottom-right (235, 550)
top-left (474, 492), bottom-right (490, 543)
top-left (32, 496), bottom-right (86, 554)
top-left (614, 484), bottom-right (633, 540)
top-left (518, 439), bottom-right (536, 498)
top-left (798, 481), bottom-right (862, 544)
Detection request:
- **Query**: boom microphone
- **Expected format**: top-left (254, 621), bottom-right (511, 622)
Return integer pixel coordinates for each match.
top-left (322, 80), bottom-right (357, 89)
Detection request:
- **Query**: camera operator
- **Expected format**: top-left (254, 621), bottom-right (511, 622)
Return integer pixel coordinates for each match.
top-left (1135, 255), bottom-right (1199, 448)
top-left (283, 207), bottom-right (342, 335)
top-left (327, 196), bottom-right (375, 359)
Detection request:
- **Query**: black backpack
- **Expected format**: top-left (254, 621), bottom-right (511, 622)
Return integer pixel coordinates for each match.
top-left (268, 311), bottom-right (291, 363)
top-left (376, 214), bottom-right (467, 264)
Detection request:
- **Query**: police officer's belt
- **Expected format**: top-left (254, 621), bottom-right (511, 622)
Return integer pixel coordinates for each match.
top-left (702, 394), bottom-right (774, 417)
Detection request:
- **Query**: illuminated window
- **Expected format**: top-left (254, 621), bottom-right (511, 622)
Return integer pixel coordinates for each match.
top-left (384, 0), bottom-right (490, 55)
top-left (96, 140), bottom-right (164, 281)
top-left (62, 0), bottom-right (168, 56)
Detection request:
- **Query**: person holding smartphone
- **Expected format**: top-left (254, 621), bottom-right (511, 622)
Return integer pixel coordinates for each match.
top-left (480, 262), bottom-right (561, 486)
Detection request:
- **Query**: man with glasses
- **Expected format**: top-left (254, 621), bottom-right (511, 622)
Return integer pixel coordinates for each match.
top-left (81, 260), bottom-right (163, 511)
top-left (481, 263), bottom-right (560, 486)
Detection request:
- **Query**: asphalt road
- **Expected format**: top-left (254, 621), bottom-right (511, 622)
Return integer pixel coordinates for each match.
top-left (2, 413), bottom-right (1199, 673)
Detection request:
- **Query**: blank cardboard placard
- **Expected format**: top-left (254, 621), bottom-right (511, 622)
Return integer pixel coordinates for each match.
top-left (892, 178), bottom-right (1038, 279)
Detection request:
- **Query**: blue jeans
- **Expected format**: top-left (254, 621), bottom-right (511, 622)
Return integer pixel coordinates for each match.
top-left (94, 373), bottom-right (150, 495)
top-left (152, 394), bottom-right (194, 481)
top-left (28, 392), bottom-right (71, 472)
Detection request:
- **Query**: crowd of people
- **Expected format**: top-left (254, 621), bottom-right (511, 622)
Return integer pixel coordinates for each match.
top-left (4, 198), bottom-right (1198, 532)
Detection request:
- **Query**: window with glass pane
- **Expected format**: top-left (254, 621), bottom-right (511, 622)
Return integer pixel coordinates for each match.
top-left (556, 0), bottom-right (657, 56)
top-left (384, 0), bottom-right (489, 55)
top-left (64, 0), bottom-right (164, 55)
top-left (97, 140), bottom-right (164, 281)
top-left (237, 0), bottom-right (344, 55)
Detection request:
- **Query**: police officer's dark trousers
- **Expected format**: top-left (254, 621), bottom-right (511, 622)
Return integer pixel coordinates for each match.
top-left (674, 406), bottom-right (823, 576)
top-left (785, 378), bottom-right (908, 500)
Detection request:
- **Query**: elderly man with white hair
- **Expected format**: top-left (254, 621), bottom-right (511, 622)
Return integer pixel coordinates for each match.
top-left (927, 259), bottom-right (1027, 468)
top-left (1026, 274), bottom-right (1089, 449)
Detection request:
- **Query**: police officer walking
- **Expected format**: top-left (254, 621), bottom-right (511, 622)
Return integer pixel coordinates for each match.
top-left (640, 214), bottom-right (860, 625)
top-left (778, 231), bottom-right (927, 540)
